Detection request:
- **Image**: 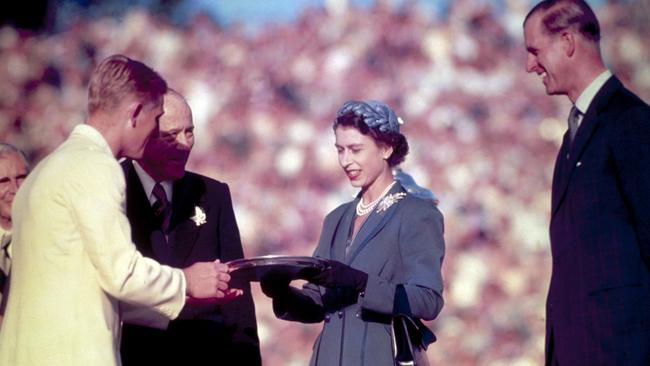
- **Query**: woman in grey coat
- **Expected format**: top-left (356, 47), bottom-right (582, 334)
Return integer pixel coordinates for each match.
top-left (262, 100), bottom-right (445, 366)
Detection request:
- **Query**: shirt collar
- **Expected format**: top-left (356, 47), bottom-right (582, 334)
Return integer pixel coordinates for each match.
top-left (132, 161), bottom-right (173, 205)
top-left (0, 226), bottom-right (10, 250)
top-left (575, 70), bottom-right (612, 114)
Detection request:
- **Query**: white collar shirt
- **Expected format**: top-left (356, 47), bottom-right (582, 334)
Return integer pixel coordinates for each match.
top-left (573, 70), bottom-right (613, 127)
top-left (132, 161), bottom-right (173, 206)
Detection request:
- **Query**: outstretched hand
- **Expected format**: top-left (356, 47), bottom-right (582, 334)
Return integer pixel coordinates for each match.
top-left (309, 260), bottom-right (368, 291)
top-left (186, 288), bottom-right (244, 305)
top-left (183, 260), bottom-right (243, 304)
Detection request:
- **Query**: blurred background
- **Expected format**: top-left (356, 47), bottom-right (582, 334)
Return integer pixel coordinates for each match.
top-left (1, 0), bottom-right (649, 364)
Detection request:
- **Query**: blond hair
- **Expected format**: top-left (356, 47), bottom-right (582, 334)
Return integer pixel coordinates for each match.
top-left (88, 54), bottom-right (167, 115)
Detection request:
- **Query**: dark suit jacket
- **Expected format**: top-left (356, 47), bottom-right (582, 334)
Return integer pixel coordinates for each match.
top-left (547, 76), bottom-right (650, 365)
top-left (119, 160), bottom-right (261, 365)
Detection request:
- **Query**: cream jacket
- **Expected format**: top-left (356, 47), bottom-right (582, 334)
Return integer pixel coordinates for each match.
top-left (0, 125), bottom-right (186, 366)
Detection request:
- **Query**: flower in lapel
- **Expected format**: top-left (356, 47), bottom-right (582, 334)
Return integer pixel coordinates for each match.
top-left (376, 192), bottom-right (406, 213)
top-left (190, 206), bottom-right (207, 226)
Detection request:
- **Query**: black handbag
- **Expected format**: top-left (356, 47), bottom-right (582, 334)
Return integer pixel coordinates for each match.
top-left (391, 284), bottom-right (436, 366)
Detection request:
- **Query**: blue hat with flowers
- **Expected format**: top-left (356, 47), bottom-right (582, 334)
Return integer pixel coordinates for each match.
top-left (336, 100), bottom-right (403, 133)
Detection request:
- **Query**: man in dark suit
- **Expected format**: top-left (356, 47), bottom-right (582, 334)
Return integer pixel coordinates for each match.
top-left (120, 89), bottom-right (261, 365)
top-left (0, 143), bottom-right (29, 326)
top-left (524, 1), bottom-right (650, 365)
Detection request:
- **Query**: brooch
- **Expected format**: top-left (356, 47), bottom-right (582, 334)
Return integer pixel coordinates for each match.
top-left (376, 192), bottom-right (406, 213)
top-left (190, 206), bottom-right (207, 226)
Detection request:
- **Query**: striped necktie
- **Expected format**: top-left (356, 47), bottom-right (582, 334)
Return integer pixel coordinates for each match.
top-left (152, 183), bottom-right (171, 233)
top-left (568, 106), bottom-right (582, 142)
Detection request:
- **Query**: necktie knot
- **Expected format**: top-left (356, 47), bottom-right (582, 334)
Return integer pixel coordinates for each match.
top-left (152, 183), bottom-right (169, 206)
top-left (152, 183), bottom-right (171, 232)
top-left (568, 106), bottom-right (582, 142)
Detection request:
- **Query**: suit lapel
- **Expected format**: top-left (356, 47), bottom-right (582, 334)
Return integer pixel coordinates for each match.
top-left (551, 77), bottom-right (622, 217)
top-left (346, 184), bottom-right (405, 264)
top-left (317, 202), bottom-right (355, 262)
top-left (551, 133), bottom-right (571, 216)
top-left (167, 175), bottom-right (202, 267)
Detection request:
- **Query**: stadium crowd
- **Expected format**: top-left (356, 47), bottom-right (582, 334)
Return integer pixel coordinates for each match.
top-left (1, 0), bottom-right (649, 364)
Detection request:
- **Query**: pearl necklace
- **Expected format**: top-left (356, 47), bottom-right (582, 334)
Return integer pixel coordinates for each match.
top-left (356, 181), bottom-right (396, 216)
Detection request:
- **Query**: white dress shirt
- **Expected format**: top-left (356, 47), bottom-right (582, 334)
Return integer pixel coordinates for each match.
top-left (573, 70), bottom-right (613, 127)
top-left (132, 161), bottom-right (172, 205)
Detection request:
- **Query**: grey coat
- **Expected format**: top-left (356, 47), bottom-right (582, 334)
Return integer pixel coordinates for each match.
top-left (274, 183), bottom-right (445, 366)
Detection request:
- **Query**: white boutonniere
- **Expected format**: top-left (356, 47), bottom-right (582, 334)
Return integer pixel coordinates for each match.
top-left (190, 206), bottom-right (207, 226)
top-left (376, 192), bottom-right (406, 213)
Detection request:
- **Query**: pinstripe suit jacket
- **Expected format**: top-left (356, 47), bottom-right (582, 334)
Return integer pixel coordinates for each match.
top-left (547, 76), bottom-right (650, 365)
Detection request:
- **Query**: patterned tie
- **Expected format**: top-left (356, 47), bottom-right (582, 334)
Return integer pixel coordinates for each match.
top-left (568, 106), bottom-right (581, 142)
top-left (152, 183), bottom-right (171, 233)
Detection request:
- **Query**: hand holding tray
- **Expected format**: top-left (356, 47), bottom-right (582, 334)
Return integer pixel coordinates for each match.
top-left (227, 255), bottom-right (331, 282)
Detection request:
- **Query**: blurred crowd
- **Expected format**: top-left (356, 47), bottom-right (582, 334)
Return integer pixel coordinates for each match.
top-left (1, 0), bottom-right (649, 365)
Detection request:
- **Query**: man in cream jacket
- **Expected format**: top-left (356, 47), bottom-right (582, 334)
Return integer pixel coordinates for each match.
top-left (0, 55), bottom-right (240, 366)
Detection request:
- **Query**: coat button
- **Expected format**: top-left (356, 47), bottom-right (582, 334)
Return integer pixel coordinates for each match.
top-left (355, 311), bottom-right (360, 318)
top-left (324, 314), bottom-right (331, 322)
top-left (337, 311), bottom-right (343, 318)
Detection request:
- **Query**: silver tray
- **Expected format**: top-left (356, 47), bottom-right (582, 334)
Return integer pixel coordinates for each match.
top-left (227, 255), bottom-right (330, 282)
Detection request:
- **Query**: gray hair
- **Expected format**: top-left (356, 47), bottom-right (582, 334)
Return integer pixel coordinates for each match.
top-left (0, 143), bottom-right (30, 171)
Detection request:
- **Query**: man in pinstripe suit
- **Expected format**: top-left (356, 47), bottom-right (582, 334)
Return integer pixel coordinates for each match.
top-left (524, 1), bottom-right (650, 364)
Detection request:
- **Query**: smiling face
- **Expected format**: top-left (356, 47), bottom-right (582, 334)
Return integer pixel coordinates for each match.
top-left (334, 125), bottom-right (392, 190)
top-left (524, 12), bottom-right (570, 97)
top-left (0, 151), bottom-right (28, 229)
top-left (138, 91), bottom-right (194, 182)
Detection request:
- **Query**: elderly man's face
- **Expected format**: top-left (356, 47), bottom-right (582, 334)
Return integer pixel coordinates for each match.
top-left (140, 92), bottom-right (194, 182)
top-left (0, 152), bottom-right (28, 228)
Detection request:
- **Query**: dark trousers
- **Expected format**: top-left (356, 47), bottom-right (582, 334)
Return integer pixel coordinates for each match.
top-left (121, 320), bottom-right (235, 366)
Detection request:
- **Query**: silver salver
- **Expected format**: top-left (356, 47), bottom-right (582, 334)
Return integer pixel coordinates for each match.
top-left (227, 255), bottom-right (331, 282)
